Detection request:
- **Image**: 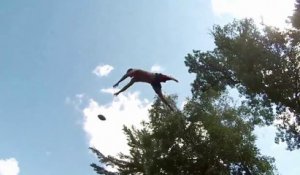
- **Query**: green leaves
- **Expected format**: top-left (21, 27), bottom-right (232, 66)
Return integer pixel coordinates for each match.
top-left (91, 94), bottom-right (276, 174)
top-left (90, 17), bottom-right (299, 175)
top-left (291, 0), bottom-right (300, 29)
top-left (185, 18), bottom-right (300, 150)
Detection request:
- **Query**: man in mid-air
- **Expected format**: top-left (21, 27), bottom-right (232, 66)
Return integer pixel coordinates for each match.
top-left (113, 68), bottom-right (178, 111)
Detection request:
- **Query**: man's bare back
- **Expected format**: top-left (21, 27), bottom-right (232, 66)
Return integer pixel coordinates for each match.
top-left (113, 68), bottom-right (178, 110)
top-left (126, 69), bottom-right (155, 83)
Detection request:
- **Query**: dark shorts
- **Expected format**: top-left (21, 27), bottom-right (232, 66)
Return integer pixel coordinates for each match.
top-left (151, 73), bottom-right (162, 94)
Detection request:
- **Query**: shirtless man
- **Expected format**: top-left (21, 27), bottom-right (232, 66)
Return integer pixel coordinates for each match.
top-left (113, 68), bottom-right (178, 111)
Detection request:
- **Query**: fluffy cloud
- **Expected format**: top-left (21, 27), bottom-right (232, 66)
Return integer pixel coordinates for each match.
top-left (211, 0), bottom-right (294, 28)
top-left (0, 158), bottom-right (20, 175)
top-left (150, 64), bottom-right (164, 73)
top-left (100, 88), bottom-right (116, 94)
top-left (93, 65), bottom-right (114, 77)
top-left (65, 93), bottom-right (86, 111)
top-left (82, 90), bottom-right (151, 156)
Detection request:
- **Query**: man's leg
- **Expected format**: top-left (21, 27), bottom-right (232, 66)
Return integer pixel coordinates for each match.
top-left (157, 73), bottom-right (178, 83)
top-left (114, 79), bottom-right (135, 96)
top-left (151, 83), bottom-right (174, 111)
top-left (157, 92), bottom-right (174, 111)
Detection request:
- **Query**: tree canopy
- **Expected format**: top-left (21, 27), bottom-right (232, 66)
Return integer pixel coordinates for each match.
top-left (89, 1), bottom-right (300, 174)
top-left (291, 0), bottom-right (300, 29)
top-left (185, 17), bottom-right (300, 150)
top-left (91, 95), bottom-right (276, 174)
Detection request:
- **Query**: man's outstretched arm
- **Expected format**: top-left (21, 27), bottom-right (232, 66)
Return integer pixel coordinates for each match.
top-left (114, 79), bottom-right (135, 96)
top-left (170, 76), bottom-right (178, 82)
top-left (113, 74), bottom-right (129, 87)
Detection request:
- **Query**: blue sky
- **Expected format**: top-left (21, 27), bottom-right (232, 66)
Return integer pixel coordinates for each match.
top-left (1, 0), bottom-right (299, 174)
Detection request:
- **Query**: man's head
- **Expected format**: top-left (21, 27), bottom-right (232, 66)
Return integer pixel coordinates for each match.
top-left (127, 68), bottom-right (133, 73)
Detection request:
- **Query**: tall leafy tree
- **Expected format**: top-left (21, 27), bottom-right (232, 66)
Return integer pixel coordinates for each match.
top-left (291, 0), bottom-right (300, 29)
top-left (91, 95), bottom-right (276, 174)
top-left (88, 2), bottom-right (300, 173)
top-left (185, 18), bottom-right (300, 150)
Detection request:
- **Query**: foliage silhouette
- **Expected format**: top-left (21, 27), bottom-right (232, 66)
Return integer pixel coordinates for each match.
top-left (185, 17), bottom-right (300, 150)
top-left (91, 95), bottom-right (276, 174)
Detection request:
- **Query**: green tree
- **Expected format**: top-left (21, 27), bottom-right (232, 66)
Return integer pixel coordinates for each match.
top-left (91, 95), bottom-right (276, 174)
top-left (291, 0), bottom-right (300, 29)
top-left (185, 18), bottom-right (300, 150)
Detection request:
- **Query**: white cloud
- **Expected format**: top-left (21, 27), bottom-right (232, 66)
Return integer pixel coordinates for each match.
top-left (82, 91), bottom-right (152, 156)
top-left (100, 88), bottom-right (117, 94)
top-left (75, 93), bottom-right (85, 104)
top-left (150, 64), bottom-right (164, 73)
top-left (93, 65), bottom-right (114, 77)
top-left (180, 100), bottom-right (188, 110)
top-left (0, 158), bottom-right (20, 175)
top-left (211, 0), bottom-right (295, 28)
top-left (65, 93), bottom-right (86, 111)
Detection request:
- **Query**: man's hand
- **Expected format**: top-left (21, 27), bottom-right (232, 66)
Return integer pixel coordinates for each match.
top-left (114, 92), bottom-right (119, 96)
top-left (173, 78), bottom-right (179, 82)
top-left (113, 83), bottom-right (119, 88)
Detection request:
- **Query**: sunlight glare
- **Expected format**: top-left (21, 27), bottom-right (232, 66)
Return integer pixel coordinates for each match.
top-left (212, 0), bottom-right (295, 28)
